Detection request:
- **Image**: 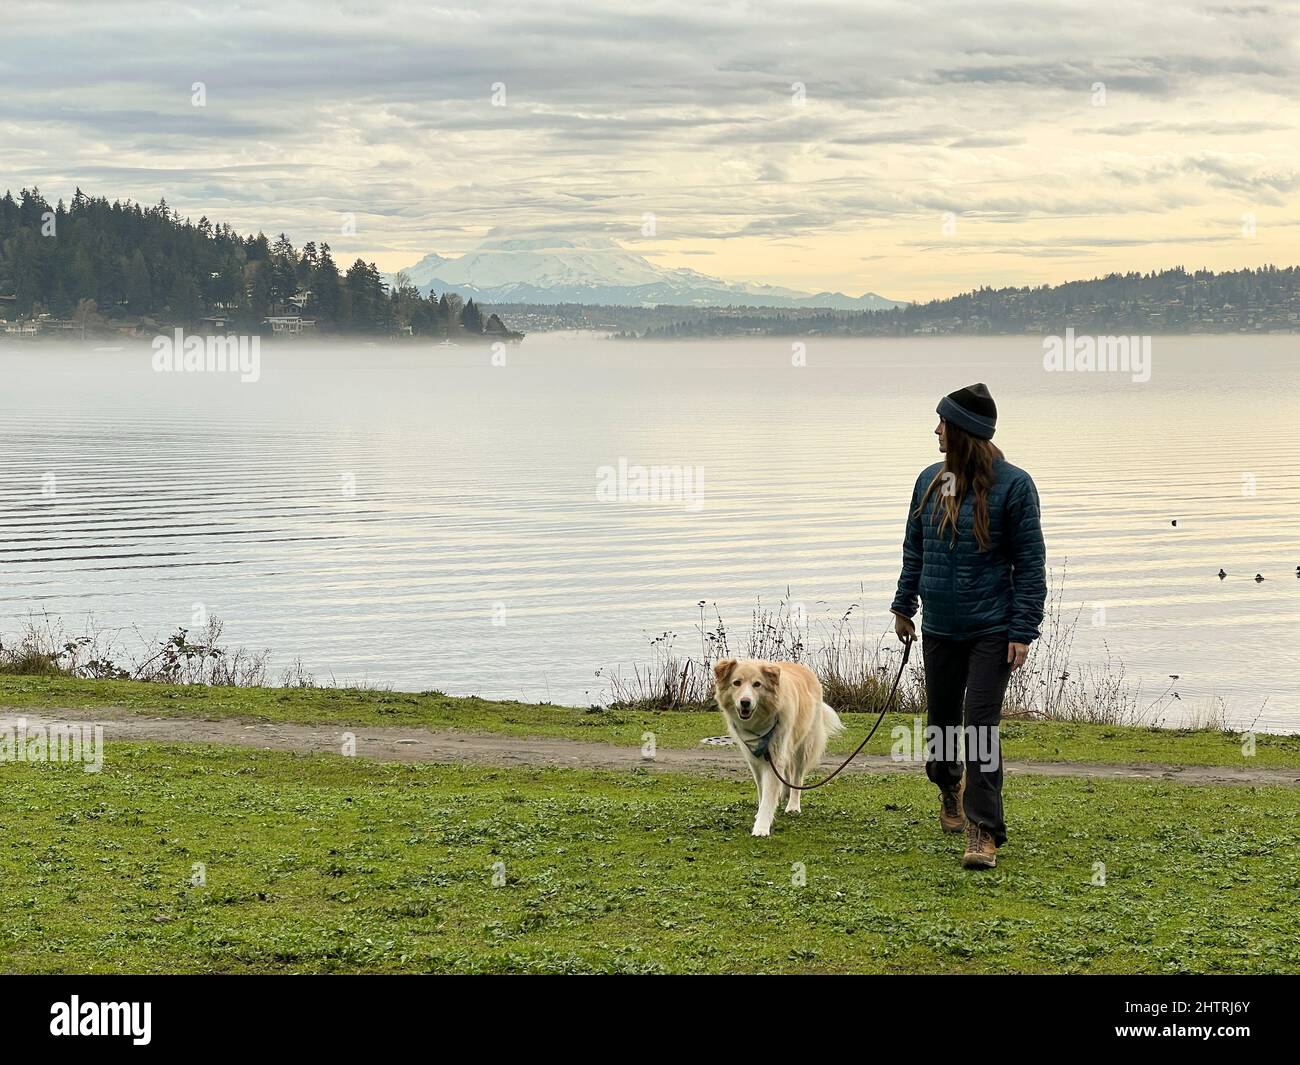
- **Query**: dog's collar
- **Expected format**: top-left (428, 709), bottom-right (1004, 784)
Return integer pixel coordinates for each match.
top-left (742, 721), bottom-right (778, 760)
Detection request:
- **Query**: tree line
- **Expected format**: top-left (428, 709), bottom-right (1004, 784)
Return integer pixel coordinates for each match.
top-left (637, 264), bottom-right (1300, 338)
top-left (0, 188), bottom-right (511, 337)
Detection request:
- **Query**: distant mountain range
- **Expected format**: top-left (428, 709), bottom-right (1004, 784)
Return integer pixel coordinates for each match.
top-left (387, 234), bottom-right (906, 310)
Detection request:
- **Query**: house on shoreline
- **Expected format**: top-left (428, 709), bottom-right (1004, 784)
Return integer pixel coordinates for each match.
top-left (263, 315), bottom-right (317, 336)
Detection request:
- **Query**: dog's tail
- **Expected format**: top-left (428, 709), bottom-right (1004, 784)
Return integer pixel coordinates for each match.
top-left (821, 701), bottom-right (846, 739)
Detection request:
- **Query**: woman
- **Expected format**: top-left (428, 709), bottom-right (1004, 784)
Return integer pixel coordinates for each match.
top-left (890, 383), bottom-right (1046, 870)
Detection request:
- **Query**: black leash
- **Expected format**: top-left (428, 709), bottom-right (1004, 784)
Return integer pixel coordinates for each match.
top-left (764, 634), bottom-right (914, 791)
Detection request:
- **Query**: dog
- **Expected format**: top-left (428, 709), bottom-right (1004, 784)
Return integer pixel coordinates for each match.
top-left (712, 658), bottom-right (845, 836)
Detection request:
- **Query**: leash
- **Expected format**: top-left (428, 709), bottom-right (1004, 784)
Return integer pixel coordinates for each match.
top-left (763, 634), bottom-right (913, 791)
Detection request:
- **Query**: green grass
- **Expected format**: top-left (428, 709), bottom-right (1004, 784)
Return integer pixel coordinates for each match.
top-left (3, 674), bottom-right (1298, 770)
top-left (2, 742), bottom-right (1296, 974)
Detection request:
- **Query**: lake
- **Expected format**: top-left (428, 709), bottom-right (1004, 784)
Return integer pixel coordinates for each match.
top-left (2, 333), bottom-right (1297, 731)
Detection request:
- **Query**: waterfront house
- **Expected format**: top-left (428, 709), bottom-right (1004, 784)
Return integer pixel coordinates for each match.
top-left (263, 315), bottom-right (316, 336)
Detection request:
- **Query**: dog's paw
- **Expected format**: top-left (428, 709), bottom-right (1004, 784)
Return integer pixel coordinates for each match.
top-left (751, 823), bottom-right (771, 837)
top-left (784, 805), bottom-right (801, 815)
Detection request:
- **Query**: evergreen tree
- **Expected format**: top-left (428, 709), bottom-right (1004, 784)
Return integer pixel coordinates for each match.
top-left (344, 259), bottom-right (387, 332)
top-left (168, 271), bottom-right (202, 321)
top-left (462, 298), bottom-right (483, 333)
top-left (268, 233), bottom-right (299, 306)
top-left (311, 243), bottom-right (343, 328)
top-left (125, 250), bottom-right (152, 313)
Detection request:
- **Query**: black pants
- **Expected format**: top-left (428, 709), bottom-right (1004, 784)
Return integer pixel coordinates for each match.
top-left (922, 633), bottom-right (1011, 846)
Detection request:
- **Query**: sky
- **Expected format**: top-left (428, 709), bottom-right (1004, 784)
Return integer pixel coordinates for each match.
top-left (2, 0), bottom-right (1297, 300)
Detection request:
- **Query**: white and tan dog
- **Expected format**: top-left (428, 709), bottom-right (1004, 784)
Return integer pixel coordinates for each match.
top-left (712, 658), bottom-right (845, 836)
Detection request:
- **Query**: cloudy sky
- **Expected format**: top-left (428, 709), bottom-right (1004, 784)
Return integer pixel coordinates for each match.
top-left (3, 0), bottom-right (1297, 299)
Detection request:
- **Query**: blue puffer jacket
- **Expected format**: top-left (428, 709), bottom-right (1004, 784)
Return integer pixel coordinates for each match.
top-left (890, 458), bottom-right (1046, 644)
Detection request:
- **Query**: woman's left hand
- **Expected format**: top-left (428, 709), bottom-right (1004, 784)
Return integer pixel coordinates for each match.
top-left (1007, 642), bottom-right (1029, 671)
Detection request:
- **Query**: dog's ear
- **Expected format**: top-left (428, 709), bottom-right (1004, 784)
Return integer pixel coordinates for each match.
top-left (760, 664), bottom-right (781, 687)
top-left (713, 658), bottom-right (737, 685)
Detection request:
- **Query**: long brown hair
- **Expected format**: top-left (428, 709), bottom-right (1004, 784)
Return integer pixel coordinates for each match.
top-left (916, 420), bottom-right (1004, 551)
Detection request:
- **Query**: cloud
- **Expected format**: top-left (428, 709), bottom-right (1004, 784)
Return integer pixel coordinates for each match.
top-left (0, 0), bottom-right (1295, 292)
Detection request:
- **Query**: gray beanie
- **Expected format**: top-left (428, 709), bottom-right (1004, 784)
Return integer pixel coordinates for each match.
top-left (936, 382), bottom-right (997, 439)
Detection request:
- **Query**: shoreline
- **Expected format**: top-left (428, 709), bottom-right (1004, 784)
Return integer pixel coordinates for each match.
top-left (4, 328), bottom-right (1297, 350)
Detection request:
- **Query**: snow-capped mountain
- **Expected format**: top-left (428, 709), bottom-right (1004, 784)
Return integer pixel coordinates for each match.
top-left (387, 234), bottom-right (905, 310)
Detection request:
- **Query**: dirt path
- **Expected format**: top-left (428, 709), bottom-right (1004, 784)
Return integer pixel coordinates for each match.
top-left (4, 707), bottom-right (1298, 787)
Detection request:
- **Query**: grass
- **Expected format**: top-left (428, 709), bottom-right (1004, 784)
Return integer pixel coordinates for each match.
top-left (4, 674), bottom-right (1299, 770)
top-left (2, 742), bottom-right (1296, 974)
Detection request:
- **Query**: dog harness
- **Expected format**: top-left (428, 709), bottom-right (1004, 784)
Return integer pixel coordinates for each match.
top-left (742, 723), bottom-right (778, 759)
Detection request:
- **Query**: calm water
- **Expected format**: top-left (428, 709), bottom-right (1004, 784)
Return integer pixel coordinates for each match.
top-left (2, 334), bottom-right (1297, 730)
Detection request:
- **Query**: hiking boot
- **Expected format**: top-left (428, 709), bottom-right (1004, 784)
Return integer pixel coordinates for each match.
top-left (963, 822), bottom-right (998, 869)
top-left (938, 780), bottom-right (964, 833)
